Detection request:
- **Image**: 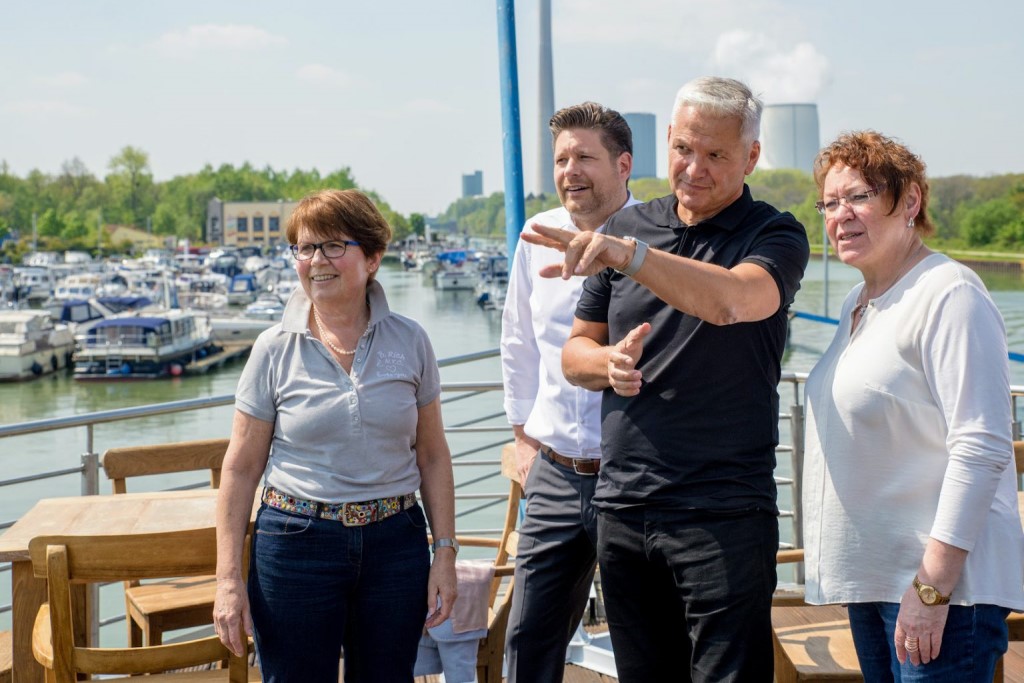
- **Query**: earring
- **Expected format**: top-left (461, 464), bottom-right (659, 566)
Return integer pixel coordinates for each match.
top-left (907, 218), bottom-right (915, 229)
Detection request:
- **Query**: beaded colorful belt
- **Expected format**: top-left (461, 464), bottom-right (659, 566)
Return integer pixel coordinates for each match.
top-left (261, 486), bottom-right (417, 527)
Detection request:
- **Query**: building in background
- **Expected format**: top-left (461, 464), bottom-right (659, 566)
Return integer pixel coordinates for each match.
top-left (624, 112), bottom-right (657, 179)
top-left (206, 198), bottom-right (297, 249)
top-left (462, 171), bottom-right (484, 198)
top-left (759, 104), bottom-right (820, 175)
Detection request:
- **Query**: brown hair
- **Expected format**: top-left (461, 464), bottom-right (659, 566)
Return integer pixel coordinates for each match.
top-left (286, 189), bottom-right (392, 256)
top-left (549, 101), bottom-right (633, 159)
top-left (813, 131), bottom-right (934, 236)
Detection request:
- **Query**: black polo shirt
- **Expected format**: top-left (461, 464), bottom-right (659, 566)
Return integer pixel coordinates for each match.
top-left (575, 186), bottom-right (809, 513)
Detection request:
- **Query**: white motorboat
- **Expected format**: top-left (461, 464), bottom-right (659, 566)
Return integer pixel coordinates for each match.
top-left (0, 310), bottom-right (76, 381)
top-left (72, 309), bottom-right (221, 380)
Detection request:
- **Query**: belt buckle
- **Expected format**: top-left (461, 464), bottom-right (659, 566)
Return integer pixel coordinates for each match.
top-left (573, 459), bottom-right (596, 476)
top-left (342, 501), bottom-right (377, 527)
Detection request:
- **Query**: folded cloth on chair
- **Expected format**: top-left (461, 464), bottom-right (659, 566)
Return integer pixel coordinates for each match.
top-left (451, 559), bottom-right (494, 634)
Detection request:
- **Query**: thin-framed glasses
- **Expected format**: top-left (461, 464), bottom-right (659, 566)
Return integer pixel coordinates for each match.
top-left (290, 240), bottom-right (360, 261)
top-left (815, 183), bottom-right (887, 215)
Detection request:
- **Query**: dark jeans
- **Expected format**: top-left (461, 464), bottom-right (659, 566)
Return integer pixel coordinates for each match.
top-left (248, 502), bottom-right (431, 683)
top-left (597, 506), bottom-right (778, 683)
top-left (505, 449), bottom-right (599, 682)
top-left (847, 602), bottom-right (1010, 681)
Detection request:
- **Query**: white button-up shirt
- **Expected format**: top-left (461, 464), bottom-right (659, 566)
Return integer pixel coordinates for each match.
top-left (500, 197), bottom-right (640, 459)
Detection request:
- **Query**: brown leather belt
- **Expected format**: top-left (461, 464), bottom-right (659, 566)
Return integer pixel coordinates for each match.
top-left (541, 447), bottom-right (600, 475)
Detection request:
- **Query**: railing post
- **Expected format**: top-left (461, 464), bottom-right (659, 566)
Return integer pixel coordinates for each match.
top-left (81, 450), bottom-right (101, 646)
top-left (81, 452), bottom-right (100, 497)
top-left (789, 401), bottom-right (805, 585)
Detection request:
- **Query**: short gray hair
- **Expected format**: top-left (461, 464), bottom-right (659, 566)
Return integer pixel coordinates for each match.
top-left (671, 76), bottom-right (763, 142)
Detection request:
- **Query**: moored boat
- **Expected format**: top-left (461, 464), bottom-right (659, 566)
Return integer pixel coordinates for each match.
top-left (72, 309), bottom-right (222, 379)
top-left (0, 309), bottom-right (76, 381)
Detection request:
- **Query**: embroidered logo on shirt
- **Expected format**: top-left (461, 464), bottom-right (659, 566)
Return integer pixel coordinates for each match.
top-left (377, 350), bottom-right (408, 378)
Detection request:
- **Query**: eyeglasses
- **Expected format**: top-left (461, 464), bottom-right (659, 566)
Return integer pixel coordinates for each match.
top-left (815, 183), bottom-right (887, 215)
top-left (290, 240), bottom-right (360, 261)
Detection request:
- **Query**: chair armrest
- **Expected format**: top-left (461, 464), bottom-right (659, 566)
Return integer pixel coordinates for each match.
top-left (32, 603), bottom-right (54, 669)
top-left (776, 548), bottom-right (804, 565)
top-left (454, 536), bottom-right (502, 549)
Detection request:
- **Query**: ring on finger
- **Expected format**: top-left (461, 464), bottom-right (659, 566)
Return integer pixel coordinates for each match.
top-left (904, 637), bottom-right (920, 652)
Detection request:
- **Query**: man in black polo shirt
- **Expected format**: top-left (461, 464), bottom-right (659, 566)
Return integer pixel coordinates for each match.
top-left (523, 76), bottom-right (809, 681)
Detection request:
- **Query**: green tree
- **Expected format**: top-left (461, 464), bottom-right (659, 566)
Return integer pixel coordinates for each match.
top-left (107, 146), bottom-right (155, 226)
top-left (961, 198), bottom-right (1020, 246)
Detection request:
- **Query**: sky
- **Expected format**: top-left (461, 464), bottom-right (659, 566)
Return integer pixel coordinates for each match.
top-left (2, 0), bottom-right (1022, 217)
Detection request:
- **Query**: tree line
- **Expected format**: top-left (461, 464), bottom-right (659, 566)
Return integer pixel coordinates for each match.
top-left (0, 146), bottom-right (413, 261)
top-left (439, 170), bottom-right (1024, 252)
top-left (1, 146), bottom-right (1021, 261)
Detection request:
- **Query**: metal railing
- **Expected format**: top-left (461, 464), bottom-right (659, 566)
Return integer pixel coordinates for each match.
top-left (0, 352), bottom-right (818, 635)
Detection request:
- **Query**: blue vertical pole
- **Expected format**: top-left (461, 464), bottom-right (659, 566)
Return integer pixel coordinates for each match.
top-left (496, 0), bottom-right (526, 263)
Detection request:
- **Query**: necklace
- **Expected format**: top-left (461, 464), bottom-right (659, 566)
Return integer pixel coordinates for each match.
top-left (853, 242), bottom-right (928, 322)
top-left (312, 308), bottom-right (367, 357)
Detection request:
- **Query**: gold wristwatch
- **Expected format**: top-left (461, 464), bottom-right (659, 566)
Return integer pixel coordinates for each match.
top-left (913, 576), bottom-right (951, 606)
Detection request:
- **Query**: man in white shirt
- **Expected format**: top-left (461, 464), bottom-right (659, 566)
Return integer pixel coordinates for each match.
top-left (501, 101), bottom-right (639, 682)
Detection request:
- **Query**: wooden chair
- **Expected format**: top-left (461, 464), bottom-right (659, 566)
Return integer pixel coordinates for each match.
top-left (995, 441), bottom-right (1024, 682)
top-left (425, 442), bottom-right (523, 683)
top-left (102, 438), bottom-right (229, 647)
top-left (772, 549), bottom-right (864, 682)
top-left (0, 629), bottom-right (12, 683)
top-left (28, 527), bottom-right (259, 682)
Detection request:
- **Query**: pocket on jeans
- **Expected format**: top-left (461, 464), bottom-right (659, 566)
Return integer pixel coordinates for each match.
top-left (255, 504), bottom-right (314, 536)
top-left (402, 503), bottom-right (428, 529)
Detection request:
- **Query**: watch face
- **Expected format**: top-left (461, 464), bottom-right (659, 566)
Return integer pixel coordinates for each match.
top-left (920, 586), bottom-right (938, 604)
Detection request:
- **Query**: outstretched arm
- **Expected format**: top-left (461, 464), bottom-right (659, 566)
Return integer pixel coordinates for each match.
top-left (523, 225), bottom-right (781, 324)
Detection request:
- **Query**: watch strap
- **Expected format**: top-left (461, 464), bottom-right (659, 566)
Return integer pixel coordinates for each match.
top-left (617, 237), bottom-right (648, 277)
top-left (432, 537), bottom-right (459, 555)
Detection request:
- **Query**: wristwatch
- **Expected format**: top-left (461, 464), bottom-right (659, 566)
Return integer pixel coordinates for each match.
top-left (616, 236), bottom-right (648, 277)
top-left (913, 576), bottom-right (951, 606)
top-left (431, 538), bottom-right (460, 555)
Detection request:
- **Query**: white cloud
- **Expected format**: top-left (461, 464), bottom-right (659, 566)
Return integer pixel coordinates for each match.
top-left (37, 71), bottom-right (89, 87)
top-left (295, 63), bottom-right (351, 88)
top-left (1, 100), bottom-right (90, 116)
top-left (151, 24), bottom-right (287, 57)
top-left (711, 30), bottom-right (830, 103)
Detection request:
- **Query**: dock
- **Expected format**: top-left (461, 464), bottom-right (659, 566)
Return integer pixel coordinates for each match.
top-left (184, 341), bottom-right (252, 375)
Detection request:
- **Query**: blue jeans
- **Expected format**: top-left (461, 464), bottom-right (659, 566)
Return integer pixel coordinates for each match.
top-left (597, 507), bottom-right (778, 683)
top-left (847, 602), bottom-right (1010, 682)
top-left (248, 502), bottom-right (431, 683)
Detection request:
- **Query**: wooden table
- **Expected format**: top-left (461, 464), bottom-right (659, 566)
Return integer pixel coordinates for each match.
top-left (0, 489), bottom-right (235, 683)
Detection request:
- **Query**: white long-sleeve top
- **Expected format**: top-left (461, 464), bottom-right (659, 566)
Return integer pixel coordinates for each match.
top-left (803, 253), bottom-right (1024, 609)
top-left (500, 198), bottom-right (640, 458)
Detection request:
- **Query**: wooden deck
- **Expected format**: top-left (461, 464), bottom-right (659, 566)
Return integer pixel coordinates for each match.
top-left (184, 342), bottom-right (252, 375)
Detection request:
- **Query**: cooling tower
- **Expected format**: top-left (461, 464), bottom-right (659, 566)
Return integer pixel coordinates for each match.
top-left (624, 112), bottom-right (656, 179)
top-left (759, 104), bottom-right (820, 175)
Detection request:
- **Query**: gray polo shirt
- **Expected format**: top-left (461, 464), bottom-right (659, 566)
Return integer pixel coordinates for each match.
top-left (235, 280), bottom-right (441, 502)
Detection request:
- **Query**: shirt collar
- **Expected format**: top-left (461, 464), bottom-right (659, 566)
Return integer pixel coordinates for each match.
top-left (655, 184), bottom-right (754, 232)
top-left (281, 278), bottom-right (391, 334)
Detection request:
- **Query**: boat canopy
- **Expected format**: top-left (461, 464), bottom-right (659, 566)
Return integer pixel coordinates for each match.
top-left (90, 317), bottom-right (171, 332)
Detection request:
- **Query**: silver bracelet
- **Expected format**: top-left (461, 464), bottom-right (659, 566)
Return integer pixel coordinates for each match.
top-left (617, 236), bottom-right (648, 277)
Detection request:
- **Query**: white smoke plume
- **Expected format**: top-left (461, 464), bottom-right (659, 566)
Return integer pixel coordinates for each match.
top-left (711, 30), bottom-right (830, 103)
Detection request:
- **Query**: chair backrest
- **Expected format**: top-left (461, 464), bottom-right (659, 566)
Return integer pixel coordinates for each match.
top-left (29, 527), bottom-right (248, 682)
top-left (102, 438), bottom-right (230, 494)
top-left (1014, 440), bottom-right (1024, 477)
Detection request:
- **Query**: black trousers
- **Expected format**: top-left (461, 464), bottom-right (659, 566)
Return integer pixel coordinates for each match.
top-left (597, 506), bottom-right (778, 683)
top-left (505, 450), bottom-right (599, 683)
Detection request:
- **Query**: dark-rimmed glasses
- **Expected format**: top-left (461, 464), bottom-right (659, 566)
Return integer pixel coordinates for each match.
top-left (815, 183), bottom-right (887, 215)
top-left (290, 240), bottom-right (360, 261)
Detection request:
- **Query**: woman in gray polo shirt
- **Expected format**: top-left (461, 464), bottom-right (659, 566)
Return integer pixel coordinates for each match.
top-left (213, 189), bottom-right (458, 682)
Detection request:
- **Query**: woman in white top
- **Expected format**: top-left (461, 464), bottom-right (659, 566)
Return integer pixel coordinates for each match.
top-left (802, 131), bottom-right (1024, 681)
